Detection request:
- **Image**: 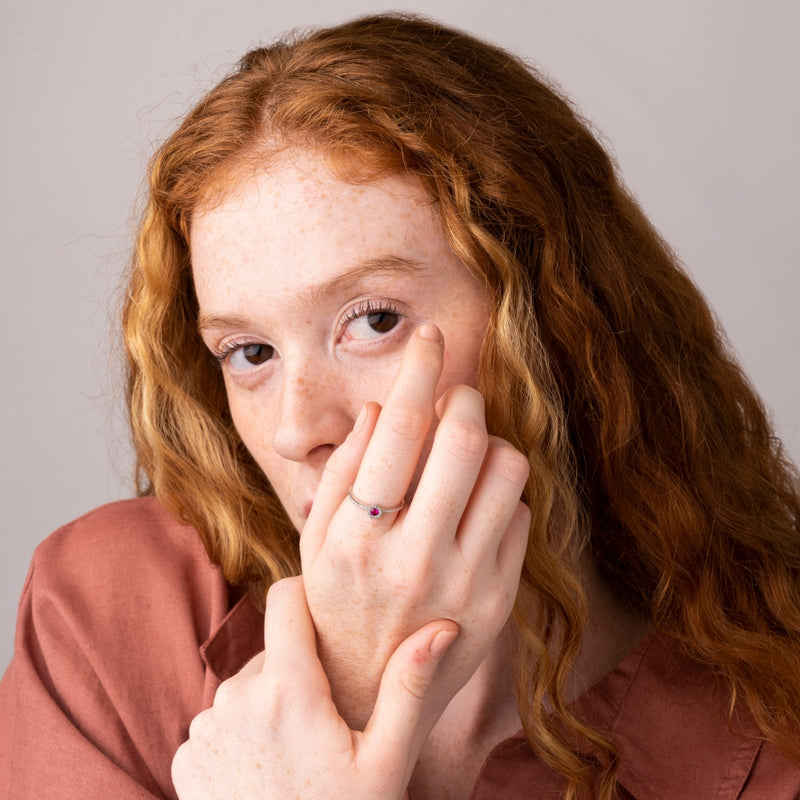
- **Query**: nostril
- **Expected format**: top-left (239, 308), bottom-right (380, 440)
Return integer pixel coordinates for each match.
top-left (308, 443), bottom-right (337, 461)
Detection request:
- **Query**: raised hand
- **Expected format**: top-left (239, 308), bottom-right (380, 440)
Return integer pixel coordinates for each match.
top-left (300, 323), bottom-right (531, 730)
top-left (172, 576), bottom-right (459, 800)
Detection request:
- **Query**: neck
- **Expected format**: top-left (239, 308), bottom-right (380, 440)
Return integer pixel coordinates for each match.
top-left (409, 561), bottom-right (649, 800)
top-left (408, 629), bottom-right (521, 800)
top-left (438, 625), bottom-right (522, 745)
top-left (564, 558), bottom-right (651, 703)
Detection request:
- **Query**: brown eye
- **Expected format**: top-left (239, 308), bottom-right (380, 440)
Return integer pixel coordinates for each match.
top-left (223, 342), bottom-right (275, 370)
top-left (342, 301), bottom-right (402, 342)
top-left (241, 343), bottom-right (274, 365)
top-left (366, 311), bottom-right (399, 333)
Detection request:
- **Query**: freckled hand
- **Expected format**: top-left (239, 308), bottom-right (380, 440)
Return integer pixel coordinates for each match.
top-left (300, 323), bottom-right (530, 730)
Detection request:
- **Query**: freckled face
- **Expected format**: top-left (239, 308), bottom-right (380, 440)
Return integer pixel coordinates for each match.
top-left (191, 150), bottom-right (489, 532)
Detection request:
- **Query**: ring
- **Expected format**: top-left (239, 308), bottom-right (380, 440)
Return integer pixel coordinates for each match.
top-left (347, 488), bottom-right (405, 519)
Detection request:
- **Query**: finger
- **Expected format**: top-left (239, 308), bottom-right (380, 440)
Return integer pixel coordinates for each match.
top-left (362, 620), bottom-right (459, 777)
top-left (260, 576), bottom-right (327, 694)
top-left (236, 650), bottom-right (266, 679)
top-left (350, 323), bottom-right (444, 516)
top-left (456, 437), bottom-right (531, 568)
top-left (403, 384), bottom-right (488, 542)
top-left (495, 499), bottom-right (532, 586)
top-left (301, 402), bottom-right (380, 557)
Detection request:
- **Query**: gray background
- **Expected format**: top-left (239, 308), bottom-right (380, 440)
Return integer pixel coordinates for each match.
top-left (2, 0), bottom-right (798, 672)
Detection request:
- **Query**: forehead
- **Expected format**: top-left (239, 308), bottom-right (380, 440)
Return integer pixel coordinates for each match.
top-left (194, 149), bottom-right (431, 229)
top-left (189, 149), bottom-right (455, 302)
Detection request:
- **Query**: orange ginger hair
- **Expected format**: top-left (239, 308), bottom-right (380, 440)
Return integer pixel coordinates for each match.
top-left (123, 13), bottom-right (800, 798)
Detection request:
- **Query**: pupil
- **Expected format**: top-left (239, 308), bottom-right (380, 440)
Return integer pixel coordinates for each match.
top-left (244, 344), bottom-right (271, 365)
top-left (367, 311), bottom-right (397, 333)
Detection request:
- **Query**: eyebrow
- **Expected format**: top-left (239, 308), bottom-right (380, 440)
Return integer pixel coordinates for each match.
top-left (308, 255), bottom-right (424, 303)
top-left (196, 254), bottom-right (426, 333)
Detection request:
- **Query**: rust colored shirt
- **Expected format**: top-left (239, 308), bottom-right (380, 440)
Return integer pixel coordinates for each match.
top-left (1, 498), bottom-right (798, 799)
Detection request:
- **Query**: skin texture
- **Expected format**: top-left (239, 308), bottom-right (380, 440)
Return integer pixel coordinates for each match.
top-left (192, 150), bottom-right (491, 528)
top-left (172, 575), bottom-right (462, 800)
top-left (173, 150), bottom-right (532, 798)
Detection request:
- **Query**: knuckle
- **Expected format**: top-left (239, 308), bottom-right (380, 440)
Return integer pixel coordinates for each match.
top-left (399, 665), bottom-right (432, 700)
top-left (187, 707), bottom-right (213, 742)
top-left (437, 384), bottom-right (485, 418)
top-left (265, 575), bottom-right (301, 607)
top-left (211, 675), bottom-right (237, 710)
top-left (455, 384), bottom-right (486, 408)
top-left (485, 582), bottom-right (516, 627)
top-left (512, 499), bottom-right (532, 529)
top-left (384, 401), bottom-right (431, 443)
top-left (492, 441), bottom-right (531, 487)
top-left (318, 522), bottom-right (384, 576)
top-left (171, 742), bottom-right (190, 785)
top-left (333, 535), bottom-right (379, 571)
top-left (439, 416), bottom-right (487, 463)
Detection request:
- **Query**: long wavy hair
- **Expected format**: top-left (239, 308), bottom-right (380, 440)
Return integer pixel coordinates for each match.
top-left (123, 13), bottom-right (800, 798)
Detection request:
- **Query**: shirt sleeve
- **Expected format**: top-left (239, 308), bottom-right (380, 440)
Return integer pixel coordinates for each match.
top-left (0, 559), bottom-right (170, 800)
top-left (0, 499), bottom-right (231, 800)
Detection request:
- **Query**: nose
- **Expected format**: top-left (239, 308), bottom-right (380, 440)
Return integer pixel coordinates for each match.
top-left (271, 361), bottom-right (356, 465)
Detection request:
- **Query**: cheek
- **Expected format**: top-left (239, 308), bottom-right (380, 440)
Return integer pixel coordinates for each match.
top-left (224, 385), bottom-right (276, 468)
top-left (436, 288), bottom-right (489, 392)
top-left (440, 334), bottom-right (484, 392)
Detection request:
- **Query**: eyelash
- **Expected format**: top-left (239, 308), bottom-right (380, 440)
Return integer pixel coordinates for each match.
top-left (339, 298), bottom-right (399, 327)
top-left (211, 299), bottom-right (401, 367)
top-left (213, 339), bottom-right (257, 365)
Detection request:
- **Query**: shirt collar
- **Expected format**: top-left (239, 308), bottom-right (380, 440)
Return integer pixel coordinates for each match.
top-left (478, 634), bottom-right (763, 800)
top-left (196, 600), bottom-right (764, 800)
top-left (570, 634), bottom-right (763, 799)
top-left (199, 591), bottom-right (265, 685)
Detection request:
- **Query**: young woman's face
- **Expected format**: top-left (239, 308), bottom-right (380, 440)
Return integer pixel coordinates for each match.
top-left (191, 150), bottom-right (489, 532)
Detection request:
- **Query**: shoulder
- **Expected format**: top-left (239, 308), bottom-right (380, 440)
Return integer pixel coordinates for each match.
top-left (2, 498), bottom-right (240, 798)
top-left (33, 496), bottom-right (210, 574)
top-left (24, 497), bottom-right (232, 662)
top-left (593, 634), bottom-right (800, 800)
top-left (30, 497), bottom-right (222, 602)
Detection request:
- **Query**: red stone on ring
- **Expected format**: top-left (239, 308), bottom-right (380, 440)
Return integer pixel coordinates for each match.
top-left (347, 488), bottom-right (405, 519)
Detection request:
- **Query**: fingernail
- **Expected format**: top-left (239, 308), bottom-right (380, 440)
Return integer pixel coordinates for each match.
top-left (352, 405), bottom-right (368, 435)
top-left (429, 628), bottom-right (458, 658)
top-left (418, 322), bottom-right (443, 342)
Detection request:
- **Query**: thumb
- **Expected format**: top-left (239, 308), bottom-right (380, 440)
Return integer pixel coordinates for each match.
top-left (362, 621), bottom-right (459, 774)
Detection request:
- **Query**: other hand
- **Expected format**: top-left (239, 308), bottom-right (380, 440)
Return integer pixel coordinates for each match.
top-left (172, 575), bottom-right (459, 800)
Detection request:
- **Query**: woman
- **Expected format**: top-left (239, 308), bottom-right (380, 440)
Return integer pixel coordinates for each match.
top-left (2, 13), bottom-right (799, 800)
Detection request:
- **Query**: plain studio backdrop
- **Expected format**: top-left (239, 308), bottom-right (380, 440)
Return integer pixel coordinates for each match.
top-left (1, 0), bottom-right (798, 671)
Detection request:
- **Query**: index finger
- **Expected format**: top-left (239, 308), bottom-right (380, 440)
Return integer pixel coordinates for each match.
top-left (350, 322), bottom-right (444, 514)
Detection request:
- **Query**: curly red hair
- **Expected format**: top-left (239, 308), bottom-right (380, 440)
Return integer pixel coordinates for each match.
top-left (123, 14), bottom-right (800, 798)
